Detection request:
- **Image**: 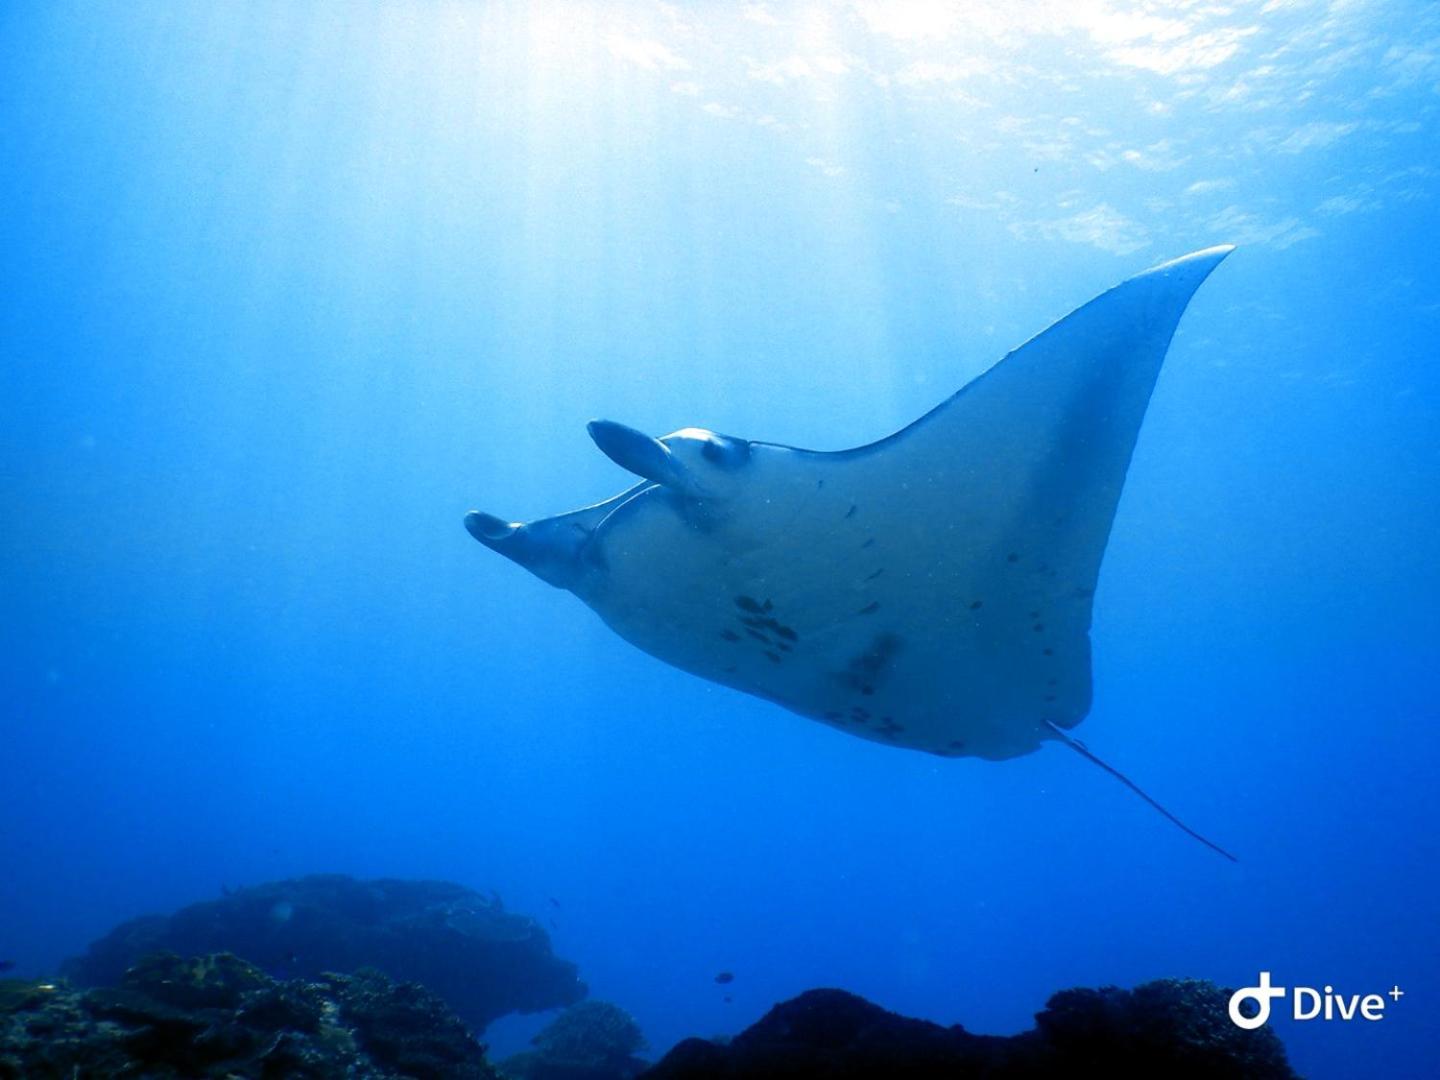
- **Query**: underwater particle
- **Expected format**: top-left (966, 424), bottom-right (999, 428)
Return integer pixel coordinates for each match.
top-left (715, 971), bottom-right (735, 985)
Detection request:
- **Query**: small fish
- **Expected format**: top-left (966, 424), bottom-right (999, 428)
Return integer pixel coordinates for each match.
top-left (549, 897), bottom-right (561, 908)
top-left (0, 960), bottom-right (15, 973)
top-left (724, 995), bottom-right (733, 1003)
top-left (714, 971), bottom-right (735, 985)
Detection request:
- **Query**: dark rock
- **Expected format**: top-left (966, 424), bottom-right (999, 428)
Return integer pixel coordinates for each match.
top-left (1034, 978), bottom-right (1298, 1078)
top-left (503, 1000), bottom-right (650, 1080)
top-left (641, 981), bottom-right (1300, 1079)
top-left (61, 874), bottom-right (585, 1031)
top-left (0, 952), bottom-right (501, 1079)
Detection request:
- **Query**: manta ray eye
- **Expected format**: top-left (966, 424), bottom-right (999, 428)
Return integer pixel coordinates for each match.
top-left (700, 433), bottom-right (751, 470)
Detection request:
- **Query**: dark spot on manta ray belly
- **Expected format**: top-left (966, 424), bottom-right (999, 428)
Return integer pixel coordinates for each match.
top-left (740, 612), bottom-right (800, 642)
top-left (840, 632), bottom-right (902, 695)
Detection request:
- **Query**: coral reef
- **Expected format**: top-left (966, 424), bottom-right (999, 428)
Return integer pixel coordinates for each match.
top-left (503, 999), bottom-right (650, 1080)
top-left (39, 881), bottom-right (1302, 1078)
top-left (61, 874), bottom-right (584, 1031)
top-left (0, 951), bottom-right (500, 1079)
top-left (641, 980), bottom-right (1301, 1079)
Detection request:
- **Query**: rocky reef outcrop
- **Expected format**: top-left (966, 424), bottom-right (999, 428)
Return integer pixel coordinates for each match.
top-left (641, 980), bottom-right (1300, 1079)
top-left (502, 999), bottom-right (651, 1080)
top-left (60, 874), bottom-right (584, 1032)
top-left (0, 951), bottom-right (499, 1079)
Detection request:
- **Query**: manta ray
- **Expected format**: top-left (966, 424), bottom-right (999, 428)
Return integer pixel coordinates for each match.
top-left (467, 246), bottom-right (1236, 859)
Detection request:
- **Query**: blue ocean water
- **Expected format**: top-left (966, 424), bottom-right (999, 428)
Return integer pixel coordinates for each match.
top-left (3, 2), bottom-right (1437, 1076)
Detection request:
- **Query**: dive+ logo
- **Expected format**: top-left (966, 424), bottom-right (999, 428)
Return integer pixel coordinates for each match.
top-left (1228, 972), bottom-right (1405, 1029)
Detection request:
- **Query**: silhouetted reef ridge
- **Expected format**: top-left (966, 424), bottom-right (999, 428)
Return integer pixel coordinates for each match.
top-left (641, 983), bottom-right (1300, 1079)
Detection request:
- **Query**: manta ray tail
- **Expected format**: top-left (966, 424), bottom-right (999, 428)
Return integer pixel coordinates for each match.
top-left (1043, 720), bottom-right (1238, 862)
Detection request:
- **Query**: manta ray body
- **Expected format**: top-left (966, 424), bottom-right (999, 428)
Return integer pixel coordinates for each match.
top-left (467, 246), bottom-right (1236, 856)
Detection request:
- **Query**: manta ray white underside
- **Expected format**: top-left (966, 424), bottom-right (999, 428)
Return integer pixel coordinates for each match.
top-left (467, 246), bottom-right (1237, 857)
